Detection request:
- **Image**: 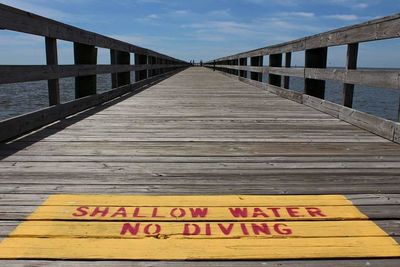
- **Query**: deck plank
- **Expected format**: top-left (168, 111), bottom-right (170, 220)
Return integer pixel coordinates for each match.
top-left (0, 67), bottom-right (399, 265)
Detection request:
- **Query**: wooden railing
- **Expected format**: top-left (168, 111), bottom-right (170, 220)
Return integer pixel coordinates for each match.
top-left (0, 4), bottom-right (189, 142)
top-left (205, 14), bottom-right (400, 144)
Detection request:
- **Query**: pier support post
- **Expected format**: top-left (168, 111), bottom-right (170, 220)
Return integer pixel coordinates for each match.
top-left (135, 54), bottom-right (148, 82)
top-left (239, 58), bottom-right (247, 78)
top-left (305, 47), bottom-right (327, 99)
top-left (74, 43), bottom-right (97, 98)
top-left (284, 52), bottom-right (292, 89)
top-left (250, 56), bottom-right (263, 82)
top-left (343, 43), bottom-right (358, 107)
top-left (111, 50), bottom-right (131, 88)
top-left (45, 37), bottom-right (60, 106)
top-left (269, 53), bottom-right (282, 87)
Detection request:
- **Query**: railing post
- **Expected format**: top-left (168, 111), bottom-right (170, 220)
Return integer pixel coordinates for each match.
top-left (111, 50), bottom-right (131, 88)
top-left (45, 37), bottom-right (60, 106)
top-left (343, 43), bottom-right (358, 107)
top-left (135, 54), bottom-right (148, 82)
top-left (304, 47), bottom-right (327, 99)
top-left (284, 52), bottom-right (291, 89)
top-left (250, 56), bottom-right (263, 81)
top-left (269, 53), bottom-right (282, 86)
top-left (239, 58), bottom-right (247, 78)
top-left (74, 43), bottom-right (97, 98)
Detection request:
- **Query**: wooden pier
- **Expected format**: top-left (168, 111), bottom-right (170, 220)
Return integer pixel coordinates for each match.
top-left (0, 4), bottom-right (400, 267)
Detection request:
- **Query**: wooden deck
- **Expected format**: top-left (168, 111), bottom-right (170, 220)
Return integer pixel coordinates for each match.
top-left (0, 67), bottom-right (400, 266)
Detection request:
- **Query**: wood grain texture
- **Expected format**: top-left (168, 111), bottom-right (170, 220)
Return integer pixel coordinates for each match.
top-left (208, 13), bottom-right (400, 61)
top-left (0, 67), bottom-right (399, 265)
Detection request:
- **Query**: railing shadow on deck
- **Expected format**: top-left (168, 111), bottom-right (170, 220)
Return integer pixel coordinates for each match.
top-left (205, 14), bottom-right (400, 144)
top-left (0, 4), bottom-right (190, 144)
top-left (0, 68), bottom-right (186, 160)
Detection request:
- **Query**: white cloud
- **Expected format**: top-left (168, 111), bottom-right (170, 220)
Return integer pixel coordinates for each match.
top-left (325, 14), bottom-right (359, 21)
top-left (208, 9), bottom-right (231, 17)
top-left (354, 3), bottom-right (369, 9)
top-left (279, 12), bottom-right (315, 18)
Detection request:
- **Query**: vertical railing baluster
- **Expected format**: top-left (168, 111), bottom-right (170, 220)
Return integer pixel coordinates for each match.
top-left (45, 37), bottom-right (60, 105)
top-left (343, 43), bottom-right (359, 107)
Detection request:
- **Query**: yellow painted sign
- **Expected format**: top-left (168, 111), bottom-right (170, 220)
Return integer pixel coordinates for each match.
top-left (0, 194), bottom-right (399, 260)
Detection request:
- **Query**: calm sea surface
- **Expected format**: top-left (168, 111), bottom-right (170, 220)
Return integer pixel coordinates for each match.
top-left (0, 70), bottom-right (399, 122)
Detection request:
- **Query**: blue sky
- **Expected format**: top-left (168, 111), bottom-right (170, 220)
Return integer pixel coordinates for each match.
top-left (1, 0), bottom-right (400, 67)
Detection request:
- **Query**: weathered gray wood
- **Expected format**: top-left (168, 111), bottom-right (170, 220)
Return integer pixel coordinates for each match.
top-left (305, 47), bottom-right (327, 99)
top-left (74, 43), bottom-right (97, 98)
top-left (214, 69), bottom-right (400, 143)
top-left (0, 4), bottom-right (185, 62)
top-left (342, 43), bottom-right (358, 107)
top-left (209, 13), bottom-right (400, 61)
top-left (45, 37), bottom-right (60, 106)
top-left (0, 69), bottom-right (184, 142)
top-left (179, 65), bottom-right (400, 91)
top-left (0, 64), bottom-right (185, 85)
top-left (284, 52), bottom-right (291, 89)
top-left (1, 68), bottom-right (399, 265)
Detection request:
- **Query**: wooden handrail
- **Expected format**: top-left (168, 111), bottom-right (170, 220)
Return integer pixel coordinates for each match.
top-left (208, 13), bottom-right (400, 61)
top-left (205, 14), bottom-right (400, 143)
top-left (0, 3), bottom-right (189, 142)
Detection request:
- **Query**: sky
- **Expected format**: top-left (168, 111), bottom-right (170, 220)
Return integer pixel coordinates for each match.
top-left (1, 0), bottom-right (400, 67)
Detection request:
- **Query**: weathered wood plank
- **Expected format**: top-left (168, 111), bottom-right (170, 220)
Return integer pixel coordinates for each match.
top-left (0, 69), bottom-right (185, 142)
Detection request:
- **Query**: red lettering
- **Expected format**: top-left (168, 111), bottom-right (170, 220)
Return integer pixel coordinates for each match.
top-left (171, 208), bottom-right (186, 218)
top-left (144, 224), bottom-right (161, 235)
top-left (151, 208), bottom-right (165, 218)
top-left (132, 207), bottom-right (145, 218)
top-left (274, 223), bottom-right (292, 235)
top-left (251, 223), bottom-right (271, 235)
top-left (306, 207), bottom-right (326, 217)
top-left (90, 207), bottom-right (109, 217)
top-left (240, 223), bottom-right (249, 235)
top-left (268, 207), bottom-right (281, 217)
top-left (218, 223), bottom-right (234, 235)
top-left (111, 207), bottom-right (127, 218)
top-left (205, 224), bottom-right (211, 236)
top-left (286, 207), bottom-right (302, 217)
top-left (189, 208), bottom-right (208, 218)
top-left (120, 223), bottom-right (140, 236)
top-left (72, 206), bottom-right (89, 217)
top-left (252, 207), bottom-right (269, 218)
top-left (229, 208), bottom-right (248, 218)
top-left (183, 224), bottom-right (201, 235)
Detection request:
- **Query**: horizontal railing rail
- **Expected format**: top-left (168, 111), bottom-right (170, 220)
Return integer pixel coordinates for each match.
top-left (205, 14), bottom-right (400, 144)
top-left (0, 4), bottom-right (189, 142)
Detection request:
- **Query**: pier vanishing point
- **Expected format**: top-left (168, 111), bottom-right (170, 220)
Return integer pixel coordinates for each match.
top-left (0, 3), bottom-right (400, 267)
